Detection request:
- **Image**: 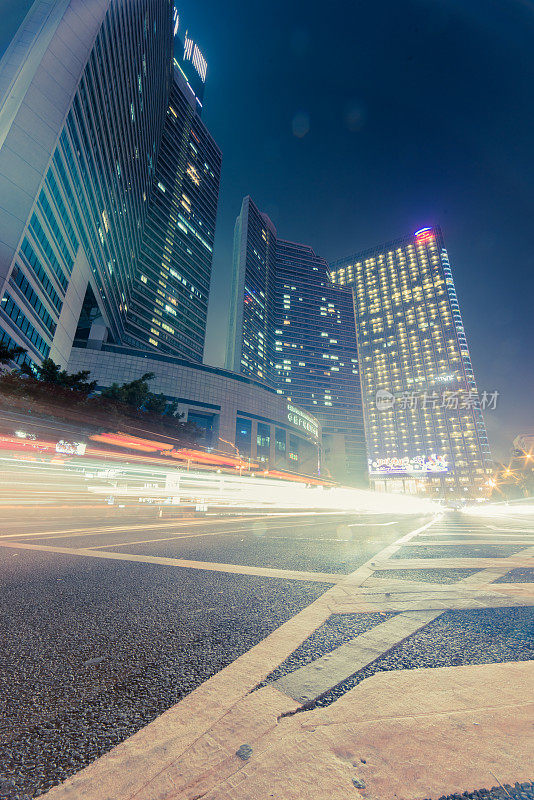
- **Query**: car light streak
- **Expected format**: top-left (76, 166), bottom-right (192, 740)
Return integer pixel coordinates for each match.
top-left (0, 453), bottom-right (439, 515)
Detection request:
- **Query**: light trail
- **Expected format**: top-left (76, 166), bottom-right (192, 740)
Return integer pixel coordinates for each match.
top-left (0, 450), bottom-right (441, 517)
top-left (462, 500), bottom-right (534, 519)
top-left (0, 518), bottom-right (360, 541)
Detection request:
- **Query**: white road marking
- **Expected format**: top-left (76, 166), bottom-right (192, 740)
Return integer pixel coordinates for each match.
top-left (348, 521), bottom-right (398, 527)
top-left (0, 515), bottom-right (355, 541)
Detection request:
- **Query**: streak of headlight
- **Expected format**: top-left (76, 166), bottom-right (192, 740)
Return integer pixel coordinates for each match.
top-left (82, 462), bottom-right (439, 514)
top-left (0, 455), bottom-right (441, 515)
top-left (463, 499), bottom-right (534, 517)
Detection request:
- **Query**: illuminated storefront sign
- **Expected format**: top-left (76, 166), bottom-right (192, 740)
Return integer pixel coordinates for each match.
top-left (368, 454), bottom-right (448, 475)
top-left (287, 404), bottom-right (319, 439)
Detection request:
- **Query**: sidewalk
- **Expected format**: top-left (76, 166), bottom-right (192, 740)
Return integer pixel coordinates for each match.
top-left (44, 660), bottom-right (533, 800)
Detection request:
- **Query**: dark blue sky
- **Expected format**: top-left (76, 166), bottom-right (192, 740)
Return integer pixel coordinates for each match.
top-left (179, 0), bottom-right (534, 459)
top-left (1, 1), bottom-right (34, 59)
top-left (3, 1), bottom-right (533, 459)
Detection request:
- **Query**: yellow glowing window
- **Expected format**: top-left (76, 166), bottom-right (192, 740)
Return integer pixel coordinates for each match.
top-left (187, 163), bottom-right (200, 185)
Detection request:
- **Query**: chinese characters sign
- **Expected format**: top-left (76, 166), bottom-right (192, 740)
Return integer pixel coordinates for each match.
top-left (287, 404), bottom-right (319, 439)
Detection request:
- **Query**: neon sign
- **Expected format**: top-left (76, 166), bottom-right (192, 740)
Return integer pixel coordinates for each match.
top-left (368, 454), bottom-right (448, 475)
top-left (414, 227), bottom-right (434, 244)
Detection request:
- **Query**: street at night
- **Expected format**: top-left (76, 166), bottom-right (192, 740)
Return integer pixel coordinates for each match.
top-left (1, 0), bottom-right (533, 797)
top-left (0, 490), bottom-right (532, 799)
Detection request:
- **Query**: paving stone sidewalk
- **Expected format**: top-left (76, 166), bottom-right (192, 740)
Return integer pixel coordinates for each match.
top-left (42, 661), bottom-right (534, 800)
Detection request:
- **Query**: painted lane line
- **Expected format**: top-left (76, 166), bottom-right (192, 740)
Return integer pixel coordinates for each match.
top-left (0, 514), bottom-right (363, 540)
top-left (486, 525), bottom-right (534, 533)
top-left (0, 541), bottom-right (340, 583)
top-left (401, 539), bottom-right (534, 546)
top-left (1, 520), bottom-right (355, 544)
top-left (85, 533), bottom-right (235, 549)
top-left (358, 516), bottom-right (442, 570)
top-left (274, 610), bottom-right (441, 703)
top-left (84, 528), bottom-right (356, 549)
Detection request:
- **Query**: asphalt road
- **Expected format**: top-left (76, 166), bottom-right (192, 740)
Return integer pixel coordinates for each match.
top-left (0, 510), bottom-right (422, 799)
top-left (1, 506), bottom-right (532, 800)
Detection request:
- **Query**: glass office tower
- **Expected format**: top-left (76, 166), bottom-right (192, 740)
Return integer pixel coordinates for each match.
top-left (275, 240), bottom-right (366, 484)
top-left (226, 196), bottom-right (277, 384)
top-left (227, 196), bottom-right (365, 484)
top-left (330, 227), bottom-right (492, 496)
top-left (0, 0), bottom-right (172, 366)
top-left (0, 1), bottom-right (220, 367)
top-left (124, 54), bottom-right (221, 360)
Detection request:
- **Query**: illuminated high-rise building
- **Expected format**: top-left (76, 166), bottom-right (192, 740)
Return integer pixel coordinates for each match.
top-left (226, 197), bottom-right (277, 383)
top-left (124, 48), bottom-right (221, 360)
top-left (274, 240), bottom-right (366, 484)
top-left (227, 197), bottom-right (365, 484)
top-left (172, 7), bottom-right (207, 107)
top-left (0, 1), bottom-right (220, 367)
top-left (330, 227), bottom-right (492, 495)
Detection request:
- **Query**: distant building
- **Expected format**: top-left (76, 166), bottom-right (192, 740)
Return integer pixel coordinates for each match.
top-left (330, 227), bottom-right (492, 496)
top-left (227, 197), bottom-right (366, 485)
top-left (0, 2), bottom-right (220, 368)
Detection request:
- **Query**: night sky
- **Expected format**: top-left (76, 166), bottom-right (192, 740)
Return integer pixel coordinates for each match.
top-left (180, 0), bottom-right (534, 460)
top-left (2, 1), bottom-right (533, 460)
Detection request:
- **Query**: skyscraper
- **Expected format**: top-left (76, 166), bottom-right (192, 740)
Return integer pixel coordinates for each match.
top-left (330, 227), bottom-right (492, 496)
top-left (227, 196), bottom-right (366, 484)
top-left (226, 197), bottom-right (277, 383)
top-left (0, 1), bottom-right (220, 368)
top-left (274, 239), bottom-right (366, 484)
top-left (123, 52), bottom-right (221, 360)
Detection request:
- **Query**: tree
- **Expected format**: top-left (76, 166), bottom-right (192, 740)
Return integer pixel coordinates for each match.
top-left (164, 400), bottom-right (183, 419)
top-left (0, 341), bottom-right (26, 365)
top-left (100, 372), bottom-right (155, 409)
top-left (22, 357), bottom-right (97, 395)
top-left (144, 392), bottom-right (168, 414)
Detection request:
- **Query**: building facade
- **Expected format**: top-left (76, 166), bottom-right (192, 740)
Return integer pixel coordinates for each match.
top-left (68, 344), bottom-right (321, 477)
top-left (512, 434), bottom-right (534, 458)
top-left (123, 65), bottom-right (221, 360)
top-left (274, 239), bottom-right (366, 485)
top-left (122, 32), bottom-right (221, 361)
top-left (0, 1), bottom-right (220, 369)
top-left (226, 196), bottom-right (277, 384)
top-left (330, 227), bottom-right (492, 496)
top-left (227, 196), bottom-right (365, 485)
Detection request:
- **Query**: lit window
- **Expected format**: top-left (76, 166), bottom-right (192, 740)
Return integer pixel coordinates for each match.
top-left (187, 163), bottom-right (200, 185)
